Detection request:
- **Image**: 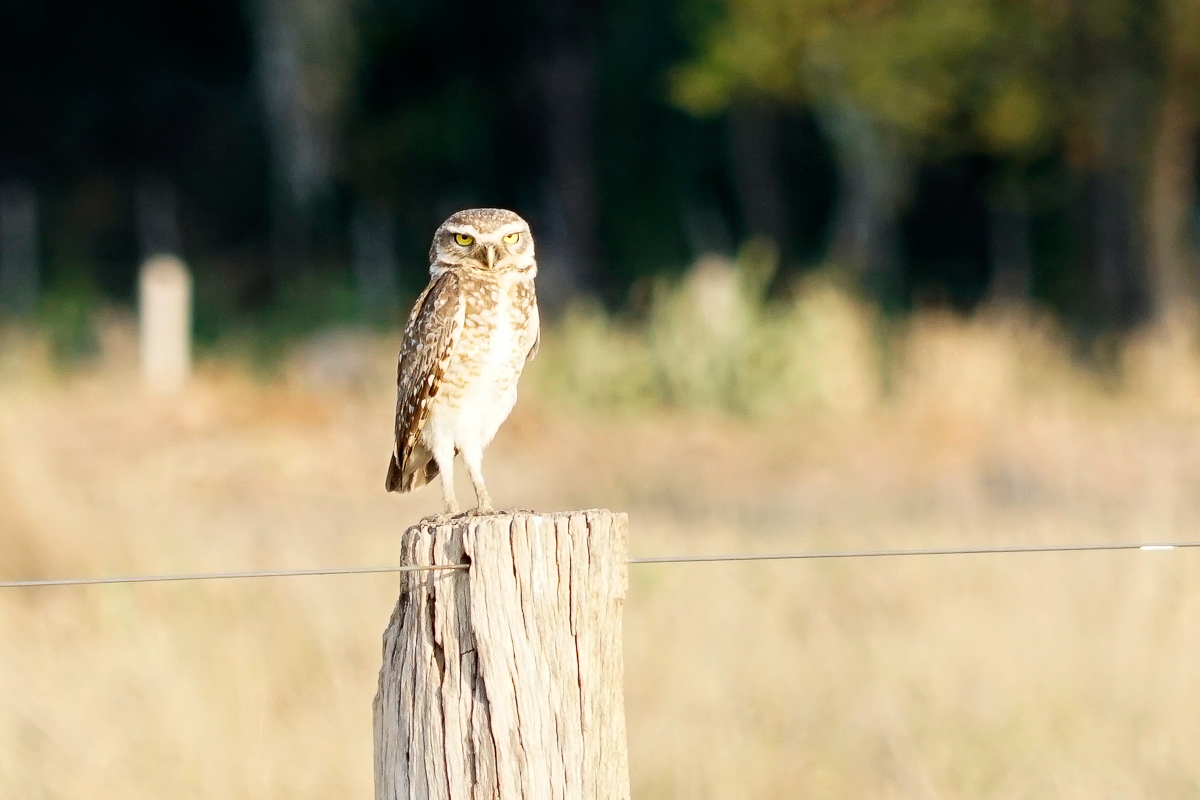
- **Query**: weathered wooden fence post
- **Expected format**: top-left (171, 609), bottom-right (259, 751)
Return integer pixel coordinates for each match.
top-left (374, 509), bottom-right (630, 800)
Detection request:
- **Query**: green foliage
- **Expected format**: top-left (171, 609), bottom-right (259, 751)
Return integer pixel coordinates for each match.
top-left (671, 0), bottom-right (1165, 161)
top-left (39, 294), bottom-right (99, 365)
top-left (1163, 0), bottom-right (1200, 86)
top-left (258, 273), bottom-right (364, 340)
top-left (197, 270), bottom-right (394, 369)
top-left (974, 76), bottom-right (1049, 154)
top-left (672, 0), bottom-right (995, 141)
top-left (6, 0), bottom-right (1198, 338)
top-left (532, 242), bottom-right (882, 415)
top-left (37, 279), bottom-right (101, 366)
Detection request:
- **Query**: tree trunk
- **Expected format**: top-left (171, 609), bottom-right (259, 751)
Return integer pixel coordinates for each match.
top-left (728, 103), bottom-right (790, 256)
top-left (0, 182), bottom-right (38, 317)
top-left (536, 6), bottom-right (599, 310)
top-left (1146, 81), bottom-right (1199, 326)
top-left (254, 0), bottom-right (314, 280)
top-left (352, 199), bottom-right (399, 318)
top-left (818, 101), bottom-right (912, 301)
top-left (985, 177), bottom-right (1033, 305)
top-left (1079, 70), bottom-right (1154, 329)
top-left (134, 177), bottom-right (182, 260)
top-left (374, 510), bottom-right (630, 800)
top-left (250, 0), bottom-right (352, 284)
top-left (1086, 167), bottom-right (1149, 326)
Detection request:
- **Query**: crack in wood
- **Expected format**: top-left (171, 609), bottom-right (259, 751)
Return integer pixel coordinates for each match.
top-left (374, 510), bottom-right (629, 799)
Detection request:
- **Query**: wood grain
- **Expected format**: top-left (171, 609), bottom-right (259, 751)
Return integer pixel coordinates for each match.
top-left (374, 510), bottom-right (630, 800)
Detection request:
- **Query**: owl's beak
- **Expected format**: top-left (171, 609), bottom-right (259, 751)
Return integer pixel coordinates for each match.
top-left (486, 245), bottom-right (496, 270)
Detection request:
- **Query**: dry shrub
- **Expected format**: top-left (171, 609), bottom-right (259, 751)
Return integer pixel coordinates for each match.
top-left (893, 306), bottom-right (1088, 422)
top-left (541, 249), bottom-right (1200, 425)
top-left (769, 270), bottom-right (881, 415)
top-left (534, 245), bottom-right (880, 417)
top-left (643, 243), bottom-right (882, 416)
top-left (1120, 309), bottom-right (1200, 416)
top-left (529, 300), bottom-right (658, 410)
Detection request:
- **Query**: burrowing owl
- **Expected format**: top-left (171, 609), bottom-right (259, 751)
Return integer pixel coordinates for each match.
top-left (385, 208), bottom-right (540, 514)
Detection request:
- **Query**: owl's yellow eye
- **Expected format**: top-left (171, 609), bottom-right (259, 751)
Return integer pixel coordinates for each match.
top-left (454, 233), bottom-right (474, 247)
top-left (502, 232), bottom-right (520, 245)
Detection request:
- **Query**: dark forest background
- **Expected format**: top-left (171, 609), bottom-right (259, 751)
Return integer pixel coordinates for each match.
top-left (2, 0), bottom-right (1199, 348)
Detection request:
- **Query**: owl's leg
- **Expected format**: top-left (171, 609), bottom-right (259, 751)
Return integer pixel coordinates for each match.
top-left (460, 447), bottom-right (493, 513)
top-left (430, 438), bottom-right (459, 514)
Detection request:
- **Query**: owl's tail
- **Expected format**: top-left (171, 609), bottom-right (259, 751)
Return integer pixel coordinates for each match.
top-left (385, 443), bottom-right (440, 493)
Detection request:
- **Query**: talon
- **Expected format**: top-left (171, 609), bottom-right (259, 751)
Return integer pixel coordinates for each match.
top-left (452, 507), bottom-right (496, 519)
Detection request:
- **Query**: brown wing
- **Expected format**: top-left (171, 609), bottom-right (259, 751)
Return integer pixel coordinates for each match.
top-left (527, 325), bottom-right (540, 362)
top-left (385, 271), bottom-right (465, 492)
top-left (526, 300), bottom-right (541, 361)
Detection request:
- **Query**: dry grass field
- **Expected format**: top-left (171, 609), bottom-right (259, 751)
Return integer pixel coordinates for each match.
top-left (3, 281), bottom-right (1200, 798)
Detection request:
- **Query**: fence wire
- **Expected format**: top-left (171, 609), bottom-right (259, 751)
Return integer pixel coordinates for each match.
top-left (2, 540), bottom-right (1198, 589)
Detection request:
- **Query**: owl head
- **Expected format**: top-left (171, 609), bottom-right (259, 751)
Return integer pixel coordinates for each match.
top-left (430, 208), bottom-right (536, 276)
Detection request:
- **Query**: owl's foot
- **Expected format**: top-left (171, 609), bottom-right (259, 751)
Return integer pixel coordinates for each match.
top-left (421, 512), bottom-right (454, 526)
top-left (453, 506), bottom-right (499, 519)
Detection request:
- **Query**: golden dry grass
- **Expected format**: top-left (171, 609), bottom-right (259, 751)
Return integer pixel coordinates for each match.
top-left (3, 289), bottom-right (1200, 798)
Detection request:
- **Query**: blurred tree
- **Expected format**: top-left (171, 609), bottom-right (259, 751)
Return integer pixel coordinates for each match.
top-left (250, 0), bottom-right (359, 283)
top-left (4, 0), bottom-right (1193, 339)
top-left (959, 1), bottom-right (1061, 306)
top-left (961, 0), bottom-right (1157, 323)
top-left (1146, 0), bottom-right (1200, 326)
top-left (351, 197), bottom-right (398, 318)
top-left (727, 102), bottom-right (790, 257)
top-left (534, 0), bottom-right (602, 308)
top-left (591, 0), bottom-right (751, 294)
top-left (345, 0), bottom-right (745, 307)
top-left (674, 0), bottom-right (1178, 329)
top-left (0, 0), bottom-right (260, 307)
top-left (346, 0), bottom-right (539, 291)
top-left (0, 183), bottom-right (39, 317)
top-left (1065, 0), bottom-right (1157, 328)
top-left (672, 0), bottom-right (994, 300)
top-left (134, 177), bottom-right (182, 260)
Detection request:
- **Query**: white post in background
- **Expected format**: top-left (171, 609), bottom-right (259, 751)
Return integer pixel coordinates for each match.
top-left (139, 255), bottom-right (192, 393)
